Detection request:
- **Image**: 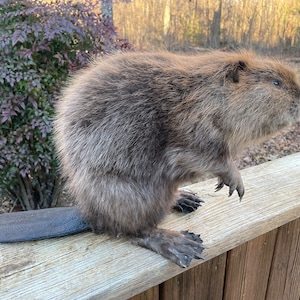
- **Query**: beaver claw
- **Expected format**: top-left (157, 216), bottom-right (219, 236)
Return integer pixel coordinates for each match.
top-left (215, 168), bottom-right (245, 200)
top-left (132, 228), bottom-right (205, 268)
top-left (215, 178), bottom-right (244, 200)
top-left (173, 191), bottom-right (205, 213)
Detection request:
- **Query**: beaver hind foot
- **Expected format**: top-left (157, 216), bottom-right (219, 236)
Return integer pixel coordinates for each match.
top-left (173, 191), bottom-right (205, 214)
top-left (132, 228), bottom-right (204, 268)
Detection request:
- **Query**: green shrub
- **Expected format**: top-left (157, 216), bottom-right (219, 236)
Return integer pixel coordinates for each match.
top-left (0, 0), bottom-right (132, 210)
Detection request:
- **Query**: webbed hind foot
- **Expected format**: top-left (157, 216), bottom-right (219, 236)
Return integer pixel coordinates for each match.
top-left (131, 228), bottom-right (204, 268)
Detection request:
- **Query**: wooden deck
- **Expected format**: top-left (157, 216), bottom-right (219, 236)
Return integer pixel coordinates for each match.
top-left (0, 153), bottom-right (300, 299)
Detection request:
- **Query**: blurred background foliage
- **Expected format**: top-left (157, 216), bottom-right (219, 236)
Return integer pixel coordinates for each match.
top-left (113, 0), bottom-right (300, 53)
top-left (0, 0), bottom-right (131, 210)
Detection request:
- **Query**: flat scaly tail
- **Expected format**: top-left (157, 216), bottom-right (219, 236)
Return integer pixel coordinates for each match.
top-left (0, 207), bottom-right (91, 243)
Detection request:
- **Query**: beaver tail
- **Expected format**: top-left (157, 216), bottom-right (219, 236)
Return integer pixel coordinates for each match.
top-left (0, 207), bottom-right (91, 243)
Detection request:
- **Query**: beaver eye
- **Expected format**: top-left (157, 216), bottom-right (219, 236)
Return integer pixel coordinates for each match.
top-left (272, 80), bottom-right (281, 87)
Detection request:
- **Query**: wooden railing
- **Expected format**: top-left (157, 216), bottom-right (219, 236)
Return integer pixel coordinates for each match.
top-left (1, 153), bottom-right (300, 300)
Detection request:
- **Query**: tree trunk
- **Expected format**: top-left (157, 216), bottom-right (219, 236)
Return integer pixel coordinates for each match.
top-left (101, 0), bottom-right (113, 22)
top-left (210, 0), bottom-right (222, 48)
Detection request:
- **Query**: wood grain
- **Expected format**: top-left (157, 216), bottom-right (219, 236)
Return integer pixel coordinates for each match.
top-left (266, 218), bottom-right (300, 300)
top-left (0, 153), bottom-right (300, 299)
top-left (159, 253), bottom-right (227, 300)
top-left (223, 230), bottom-right (277, 300)
top-left (128, 286), bottom-right (159, 300)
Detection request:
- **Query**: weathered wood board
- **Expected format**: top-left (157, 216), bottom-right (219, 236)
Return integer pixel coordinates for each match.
top-left (0, 153), bottom-right (300, 300)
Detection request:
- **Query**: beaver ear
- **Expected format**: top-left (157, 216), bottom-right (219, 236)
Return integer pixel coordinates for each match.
top-left (225, 61), bottom-right (247, 83)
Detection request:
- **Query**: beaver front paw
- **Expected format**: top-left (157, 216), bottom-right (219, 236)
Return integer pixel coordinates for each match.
top-left (173, 190), bottom-right (205, 214)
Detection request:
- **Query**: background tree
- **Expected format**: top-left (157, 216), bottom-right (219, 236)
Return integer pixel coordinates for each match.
top-left (210, 0), bottom-right (222, 48)
top-left (101, 0), bottom-right (113, 20)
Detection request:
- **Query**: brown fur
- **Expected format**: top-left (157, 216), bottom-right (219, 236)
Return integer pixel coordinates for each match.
top-left (54, 50), bottom-right (300, 267)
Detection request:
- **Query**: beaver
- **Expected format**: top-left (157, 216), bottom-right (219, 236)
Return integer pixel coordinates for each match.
top-left (0, 50), bottom-right (299, 268)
